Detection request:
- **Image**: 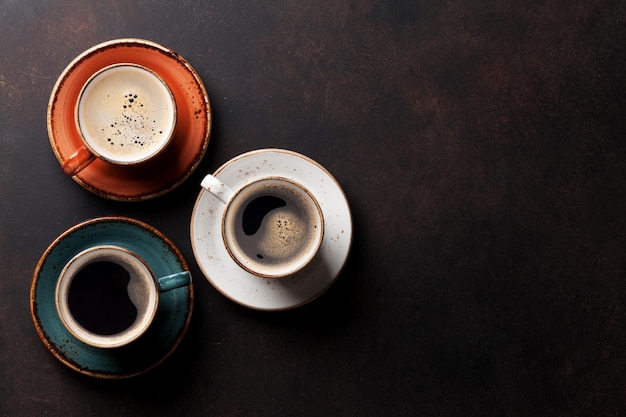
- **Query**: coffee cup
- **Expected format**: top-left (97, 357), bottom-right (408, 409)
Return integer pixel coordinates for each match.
top-left (55, 245), bottom-right (190, 348)
top-left (200, 175), bottom-right (324, 278)
top-left (61, 63), bottom-right (177, 176)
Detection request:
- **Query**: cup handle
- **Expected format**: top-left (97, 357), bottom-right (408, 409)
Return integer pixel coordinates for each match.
top-left (156, 271), bottom-right (191, 292)
top-left (61, 145), bottom-right (96, 176)
top-left (201, 174), bottom-right (234, 204)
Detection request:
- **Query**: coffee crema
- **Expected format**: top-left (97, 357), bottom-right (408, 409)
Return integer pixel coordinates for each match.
top-left (76, 64), bottom-right (176, 164)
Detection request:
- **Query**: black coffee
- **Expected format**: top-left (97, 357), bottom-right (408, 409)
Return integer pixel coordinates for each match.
top-left (67, 261), bottom-right (138, 335)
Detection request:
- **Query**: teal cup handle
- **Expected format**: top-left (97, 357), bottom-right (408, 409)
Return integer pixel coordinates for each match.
top-left (156, 271), bottom-right (191, 292)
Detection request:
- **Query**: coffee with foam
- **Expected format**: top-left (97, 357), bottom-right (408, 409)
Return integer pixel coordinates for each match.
top-left (76, 64), bottom-right (176, 164)
top-left (222, 177), bottom-right (324, 278)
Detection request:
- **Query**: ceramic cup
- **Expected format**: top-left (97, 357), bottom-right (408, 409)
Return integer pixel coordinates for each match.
top-left (201, 175), bottom-right (324, 278)
top-left (61, 63), bottom-right (177, 176)
top-left (55, 245), bottom-right (190, 349)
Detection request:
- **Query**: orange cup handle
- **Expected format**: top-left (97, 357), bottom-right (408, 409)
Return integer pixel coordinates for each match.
top-left (61, 146), bottom-right (96, 176)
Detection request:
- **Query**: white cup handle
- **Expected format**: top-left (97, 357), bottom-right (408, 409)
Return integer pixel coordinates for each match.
top-left (200, 174), bottom-right (234, 204)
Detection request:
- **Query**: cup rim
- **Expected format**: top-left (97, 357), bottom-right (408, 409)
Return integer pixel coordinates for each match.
top-left (74, 62), bottom-right (178, 166)
top-left (55, 245), bottom-right (160, 349)
top-left (220, 176), bottom-right (325, 279)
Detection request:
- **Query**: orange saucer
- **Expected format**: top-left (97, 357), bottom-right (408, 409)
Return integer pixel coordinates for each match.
top-left (48, 39), bottom-right (211, 201)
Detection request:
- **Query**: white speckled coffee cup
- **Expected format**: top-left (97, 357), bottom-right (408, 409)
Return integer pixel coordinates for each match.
top-left (201, 175), bottom-right (324, 278)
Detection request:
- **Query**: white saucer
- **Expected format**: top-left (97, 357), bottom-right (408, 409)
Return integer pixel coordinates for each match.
top-left (190, 149), bottom-right (352, 311)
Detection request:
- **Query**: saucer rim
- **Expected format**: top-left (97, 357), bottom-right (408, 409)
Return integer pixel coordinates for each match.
top-left (47, 38), bottom-right (211, 201)
top-left (30, 216), bottom-right (194, 379)
top-left (190, 148), bottom-right (353, 311)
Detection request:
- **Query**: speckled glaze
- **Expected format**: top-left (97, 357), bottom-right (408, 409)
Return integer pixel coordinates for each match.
top-left (48, 38), bottom-right (211, 201)
top-left (30, 217), bottom-right (193, 378)
top-left (190, 149), bottom-right (352, 311)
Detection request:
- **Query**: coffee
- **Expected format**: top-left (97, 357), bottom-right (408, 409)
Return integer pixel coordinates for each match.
top-left (67, 261), bottom-right (137, 335)
top-left (222, 178), bottom-right (323, 277)
top-left (76, 64), bottom-right (176, 164)
top-left (56, 246), bottom-right (159, 348)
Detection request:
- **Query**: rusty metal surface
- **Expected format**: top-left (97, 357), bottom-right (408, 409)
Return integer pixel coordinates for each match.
top-left (1, 1), bottom-right (625, 416)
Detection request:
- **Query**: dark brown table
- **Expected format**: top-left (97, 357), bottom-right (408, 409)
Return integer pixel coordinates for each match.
top-left (1, 1), bottom-right (625, 415)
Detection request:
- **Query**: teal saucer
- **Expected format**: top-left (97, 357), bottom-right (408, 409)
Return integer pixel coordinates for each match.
top-left (30, 217), bottom-right (193, 379)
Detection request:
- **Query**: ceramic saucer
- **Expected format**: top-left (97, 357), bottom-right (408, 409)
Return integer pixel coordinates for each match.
top-left (30, 217), bottom-right (193, 378)
top-left (190, 149), bottom-right (352, 311)
top-left (48, 38), bottom-right (211, 201)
